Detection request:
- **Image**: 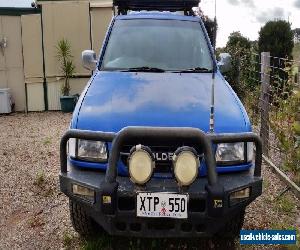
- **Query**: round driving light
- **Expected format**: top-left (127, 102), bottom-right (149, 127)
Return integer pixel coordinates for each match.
top-left (128, 145), bottom-right (154, 185)
top-left (173, 147), bottom-right (199, 186)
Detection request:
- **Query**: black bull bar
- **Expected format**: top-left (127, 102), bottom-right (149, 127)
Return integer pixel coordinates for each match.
top-left (60, 127), bottom-right (262, 216)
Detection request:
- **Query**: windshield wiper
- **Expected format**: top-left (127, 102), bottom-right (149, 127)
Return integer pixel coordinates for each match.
top-left (174, 67), bottom-right (212, 73)
top-left (120, 66), bottom-right (165, 73)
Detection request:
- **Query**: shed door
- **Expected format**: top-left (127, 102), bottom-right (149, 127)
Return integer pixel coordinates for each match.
top-left (0, 16), bottom-right (25, 111)
top-left (90, 6), bottom-right (113, 54)
top-left (21, 14), bottom-right (45, 111)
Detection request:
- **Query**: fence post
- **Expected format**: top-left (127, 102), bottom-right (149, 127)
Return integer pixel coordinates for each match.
top-left (260, 52), bottom-right (270, 156)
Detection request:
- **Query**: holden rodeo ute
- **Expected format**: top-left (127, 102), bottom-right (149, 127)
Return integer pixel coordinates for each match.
top-left (59, 0), bottom-right (263, 239)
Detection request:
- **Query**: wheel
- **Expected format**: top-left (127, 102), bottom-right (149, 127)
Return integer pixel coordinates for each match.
top-left (69, 199), bottom-right (102, 237)
top-left (216, 210), bottom-right (245, 239)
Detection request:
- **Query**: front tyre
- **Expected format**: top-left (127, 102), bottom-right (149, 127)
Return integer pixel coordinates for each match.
top-left (69, 199), bottom-right (102, 237)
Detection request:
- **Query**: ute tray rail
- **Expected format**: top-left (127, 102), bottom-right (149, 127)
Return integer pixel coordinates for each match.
top-left (113, 0), bottom-right (200, 15)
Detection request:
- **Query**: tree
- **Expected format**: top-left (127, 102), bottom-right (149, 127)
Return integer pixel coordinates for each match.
top-left (223, 32), bottom-right (253, 98)
top-left (194, 8), bottom-right (217, 46)
top-left (259, 21), bottom-right (294, 102)
top-left (226, 32), bottom-right (251, 51)
top-left (258, 20), bottom-right (294, 58)
top-left (202, 15), bottom-right (217, 47)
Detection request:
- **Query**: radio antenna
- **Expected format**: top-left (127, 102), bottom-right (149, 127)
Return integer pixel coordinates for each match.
top-left (209, 0), bottom-right (217, 133)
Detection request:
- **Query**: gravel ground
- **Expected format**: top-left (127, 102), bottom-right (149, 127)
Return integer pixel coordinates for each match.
top-left (0, 112), bottom-right (299, 250)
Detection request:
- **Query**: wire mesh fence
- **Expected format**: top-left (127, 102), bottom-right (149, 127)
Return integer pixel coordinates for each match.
top-left (238, 51), bottom-right (300, 186)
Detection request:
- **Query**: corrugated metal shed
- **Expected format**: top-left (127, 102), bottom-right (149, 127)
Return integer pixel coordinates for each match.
top-left (0, 1), bottom-right (112, 111)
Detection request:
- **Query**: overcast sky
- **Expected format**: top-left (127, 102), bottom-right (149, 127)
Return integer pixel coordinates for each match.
top-left (201, 0), bottom-right (300, 47)
top-left (0, 0), bottom-right (32, 8)
top-left (1, 0), bottom-right (300, 47)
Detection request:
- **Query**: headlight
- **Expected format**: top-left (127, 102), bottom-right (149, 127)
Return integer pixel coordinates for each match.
top-left (215, 142), bottom-right (254, 164)
top-left (173, 147), bottom-right (199, 186)
top-left (67, 138), bottom-right (108, 162)
top-left (78, 139), bottom-right (108, 162)
top-left (128, 145), bottom-right (154, 185)
top-left (215, 142), bottom-right (244, 164)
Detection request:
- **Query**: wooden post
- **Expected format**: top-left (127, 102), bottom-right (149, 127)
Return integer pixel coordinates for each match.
top-left (260, 52), bottom-right (270, 156)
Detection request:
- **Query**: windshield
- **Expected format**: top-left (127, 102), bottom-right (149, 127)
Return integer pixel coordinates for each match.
top-left (101, 19), bottom-right (213, 72)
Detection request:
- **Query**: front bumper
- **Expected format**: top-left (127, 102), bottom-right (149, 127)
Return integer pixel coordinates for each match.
top-left (60, 127), bottom-right (263, 237)
top-left (60, 166), bottom-right (262, 237)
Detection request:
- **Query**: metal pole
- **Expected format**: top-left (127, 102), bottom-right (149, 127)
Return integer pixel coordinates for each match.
top-left (209, 0), bottom-right (217, 134)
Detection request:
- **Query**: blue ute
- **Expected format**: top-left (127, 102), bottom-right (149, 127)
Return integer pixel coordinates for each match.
top-left (60, 1), bottom-right (263, 239)
top-left (71, 13), bottom-right (252, 176)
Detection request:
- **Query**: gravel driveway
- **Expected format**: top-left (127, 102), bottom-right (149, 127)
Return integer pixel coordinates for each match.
top-left (0, 112), bottom-right (299, 249)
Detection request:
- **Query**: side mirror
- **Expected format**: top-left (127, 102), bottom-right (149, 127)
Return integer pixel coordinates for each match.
top-left (82, 50), bottom-right (97, 70)
top-left (217, 53), bottom-right (232, 73)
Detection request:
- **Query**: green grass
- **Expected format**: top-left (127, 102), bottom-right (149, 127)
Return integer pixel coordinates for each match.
top-left (28, 216), bottom-right (45, 228)
top-left (80, 235), bottom-right (237, 250)
top-left (43, 137), bottom-right (52, 145)
top-left (81, 235), bottom-right (112, 250)
top-left (34, 171), bottom-right (45, 187)
top-left (63, 231), bottom-right (75, 249)
top-left (270, 221), bottom-right (292, 230)
top-left (293, 172), bottom-right (300, 186)
top-left (275, 194), bottom-right (296, 214)
top-left (263, 178), bottom-right (270, 190)
top-left (293, 43), bottom-right (300, 61)
top-left (33, 171), bottom-right (56, 197)
top-left (81, 236), bottom-right (152, 250)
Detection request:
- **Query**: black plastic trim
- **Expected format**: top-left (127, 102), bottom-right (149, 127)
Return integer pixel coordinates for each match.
top-left (113, 0), bottom-right (200, 14)
top-left (0, 7), bottom-right (40, 16)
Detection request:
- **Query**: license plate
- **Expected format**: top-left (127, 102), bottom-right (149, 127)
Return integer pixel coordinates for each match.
top-left (136, 192), bottom-right (188, 219)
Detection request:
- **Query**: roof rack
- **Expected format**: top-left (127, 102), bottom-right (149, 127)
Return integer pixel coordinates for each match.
top-left (113, 0), bottom-right (200, 15)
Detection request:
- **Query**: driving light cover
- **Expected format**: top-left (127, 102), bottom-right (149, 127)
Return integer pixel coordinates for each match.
top-left (128, 145), bottom-right (155, 185)
top-left (77, 139), bottom-right (107, 162)
top-left (173, 147), bottom-right (199, 186)
top-left (215, 142), bottom-right (244, 163)
top-left (229, 187), bottom-right (250, 206)
top-left (72, 184), bottom-right (95, 202)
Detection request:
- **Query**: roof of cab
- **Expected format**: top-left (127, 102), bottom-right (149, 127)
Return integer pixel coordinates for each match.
top-left (115, 12), bottom-right (201, 22)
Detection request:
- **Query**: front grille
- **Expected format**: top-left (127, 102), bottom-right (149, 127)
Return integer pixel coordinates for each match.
top-left (147, 218), bottom-right (175, 230)
top-left (120, 144), bottom-right (203, 174)
top-left (121, 145), bottom-right (176, 173)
